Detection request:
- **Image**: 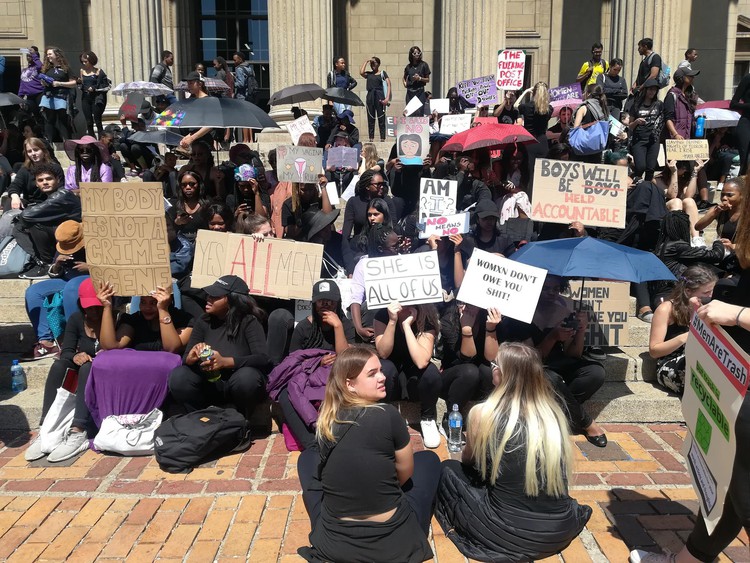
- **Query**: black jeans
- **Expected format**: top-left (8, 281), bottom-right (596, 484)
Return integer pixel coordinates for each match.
top-left (43, 108), bottom-right (72, 142)
top-left (440, 363), bottom-right (480, 413)
top-left (168, 365), bottom-right (265, 417)
top-left (13, 220), bottom-right (56, 264)
top-left (278, 387), bottom-right (317, 451)
top-left (380, 358), bottom-right (442, 419)
top-left (630, 135), bottom-right (660, 180)
top-left (81, 93), bottom-right (105, 138)
top-left (42, 358), bottom-right (93, 434)
top-left (545, 359), bottom-right (605, 433)
top-left (366, 90), bottom-right (386, 140)
top-left (298, 447), bottom-right (441, 533)
top-left (266, 308), bottom-right (294, 366)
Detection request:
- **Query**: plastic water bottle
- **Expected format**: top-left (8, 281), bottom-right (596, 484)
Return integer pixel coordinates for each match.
top-left (10, 360), bottom-right (26, 394)
top-left (448, 404), bottom-right (463, 453)
top-left (695, 115), bottom-right (705, 138)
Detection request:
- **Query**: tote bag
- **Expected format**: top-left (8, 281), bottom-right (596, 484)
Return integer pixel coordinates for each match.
top-left (39, 387), bottom-right (76, 454)
top-left (94, 408), bottom-right (163, 456)
top-left (568, 120), bottom-right (609, 156)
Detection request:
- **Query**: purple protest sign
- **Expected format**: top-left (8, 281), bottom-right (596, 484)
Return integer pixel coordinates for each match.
top-left (549, 83), bottom-right (582, 106)
top-left (456, 75), bottom-right (497, 106)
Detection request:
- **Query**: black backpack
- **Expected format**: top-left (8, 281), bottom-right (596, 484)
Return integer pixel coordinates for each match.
top-left (154, 407), bottom-right (251, 473)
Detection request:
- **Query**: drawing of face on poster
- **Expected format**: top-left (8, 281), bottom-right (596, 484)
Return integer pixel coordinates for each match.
top-left (395, 116), bottom-right (429, 166)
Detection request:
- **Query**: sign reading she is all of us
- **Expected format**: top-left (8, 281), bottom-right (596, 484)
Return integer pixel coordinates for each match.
top-left (81, 182), bottom-right (172, 296)
top-left (364, 252), bottom-right (442, 309)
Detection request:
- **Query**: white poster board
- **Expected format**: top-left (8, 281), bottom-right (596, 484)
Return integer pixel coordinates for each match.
top-left (364, 252), bottom-right (442, 309)
top-left (287, 115), bottom-right (316, 145)
top-left (439, 114), bottom-right (472, 135)
top-left (419, 178), bottom-right (458, 224)
top-left (419, 212), bottom-right (471, 239)
top-left (496, 49), bottom-right (526, 90)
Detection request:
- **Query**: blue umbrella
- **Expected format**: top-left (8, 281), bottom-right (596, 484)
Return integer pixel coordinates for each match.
top-left (510, 237), bottom-right (675, 283)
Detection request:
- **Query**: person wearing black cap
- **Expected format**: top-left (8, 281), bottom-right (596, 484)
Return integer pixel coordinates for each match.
top-left (665, 67), bottom-right (700, 141)
top-left (627, 78), bottom-right (663, 181)
top-left (168, 275), bottom-right (270, 417)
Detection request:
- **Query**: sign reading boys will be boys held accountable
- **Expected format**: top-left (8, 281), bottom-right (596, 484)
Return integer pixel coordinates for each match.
top-left (531, 159), bottom-right (627, 229)
top-left (81, 182), bottom-right (172, 296)
top-left (192, 230), bottom-right (323, 300)
top-left (364, 252), bottom-right (442, 309)
top-left (456, 249), bottom-right (546, 323)
top-left (496, 49), bottom-right (525, 90)
top-left (683, 314), bottom-right (750, 534)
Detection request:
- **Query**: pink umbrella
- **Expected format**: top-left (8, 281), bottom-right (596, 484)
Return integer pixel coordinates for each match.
top-left (441, 123), bottom-right (537, 152)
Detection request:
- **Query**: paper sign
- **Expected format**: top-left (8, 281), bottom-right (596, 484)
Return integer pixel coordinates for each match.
top-left (404, 95), bottom-right (424, 116)
top-left (439, 114), bottom-right (472, 135)
top-left (287, 115), bottom-right (316, 145)
top-left (430, 98), bottom-right (450, 114)
top-left (191, 232), bottom-right (323, 300)
top-left (295, 299), bottom-right (313, 324)
top-left (324, 182), bottom-right (340, 206)
top-left (396, 116), bottom-right (429, 165)
top-left (81, 182), bottom-right (172, 296)
top-left (419, 212), bottom-right (471, 239)
top-left (457, 75), bottom-right (497, 106)
top-left (665, 139), bottom-right (710, 161)
top-left (496, 49), bottom-right (526, 90)
top-left (277, 145), bottom-right (324, 184)
top-left (456, 248), bottom-right (546, 323)
top-left (364, 252), bottom-right (442, 309)
top-left (419, 178), bottom-right (458, 224)
top-left (609, 116), bottom-right (626, 137)
top-left (568, 281), bottom-right (630, 346)
top-left (326, 146), bottom-right (358, 169)
top-left (531, 158), bottom-right (627, 229)
top-left (683, 314), bottom-right (750, 534)
top-left (549, 83), bottom-right (583, 110)
top-left (386, 116), bottom-right (396, 138)
top-left (339, 174), bottom-right (359, 202)
top-left (119, 93), bottom-right (145, 122)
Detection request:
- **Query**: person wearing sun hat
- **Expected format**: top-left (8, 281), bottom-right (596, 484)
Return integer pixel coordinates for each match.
top-left (168, 275), bottom-right (271, 419)
top-left (63, 134), bottom-right (112, 192)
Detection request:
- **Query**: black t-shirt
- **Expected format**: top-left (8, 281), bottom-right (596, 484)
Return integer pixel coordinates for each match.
top-left (364, 70), bottom-right (388, 93)
top-left (496, 106), bottom-right (519, 125)
top-left (43, 66), bottom-right (70, 98)
top-left (628, 100), bottom-right (663, 140)
top-left (519, 101), bottom-right (553, 137)
top-left (118, 308), bottom-right (194, 351)
top-left (374, 308), bottom-right (437, 367)
top-left (637, 52), bottom-right (662, 87)
top-left (321, 405), bottom-right (411, 517)
top-left (61, 311), bottom-right (99, 361)
top-left (404, 61), bottom-right (431, 93)
top-left (167, 204), bottom-right (209, 242)
top-left (182, 314), bottom-right (269, 371)
top-left (290, 315), bottom-right (355, 352)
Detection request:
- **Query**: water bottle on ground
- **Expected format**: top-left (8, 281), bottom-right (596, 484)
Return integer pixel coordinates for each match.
top-left (448, 404), bottom-right (463, 453)
top-left (10, 360), bottom-right (27, 394)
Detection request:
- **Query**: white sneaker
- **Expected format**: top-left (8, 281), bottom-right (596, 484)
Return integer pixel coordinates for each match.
top-left (629, 549), bottom-right (675, 563)
top-left (420, 419), bottom-right (441, 449)
top-left (47, 429), bottom-right (88, 463)
top-left (691, 235), bottom-right (706, 248)
top-left (24, 436), bottom-right (45, 462)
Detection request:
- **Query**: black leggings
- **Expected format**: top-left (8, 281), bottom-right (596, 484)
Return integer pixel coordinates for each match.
top-left (81, 93), bottom-right (105, 138)
top-left (366, 90), bottom-right (386, 140)
top-left (441, 363), bottom-right (494, 414)
top-left (168, 365), bottom-right (265, 417)
top-left (380, 359), bottom-right (442, 419)
top-left (278, 387), bottom-right (316, 451)
top-left (13, 220), bottom-right (56, 264)
top-left (43, 108), bottom-right (72, 142)
top-left (630, 136), bottom-right (660, 181)
top-left (545, 359), bottom-right (605, 433)
top-left (266, 308), bottom-right (294, 366)
top-left (686, 394), bottom-right (750, 561)
top-left (298, 447), bottom-right (441, 533)
top-left (42, 359), bottom-right (93, 434)
top-left (736, 116), bottom-right (750, 176)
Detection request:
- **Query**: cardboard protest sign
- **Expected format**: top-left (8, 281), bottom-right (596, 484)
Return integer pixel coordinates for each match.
top-left (429, 98), bottom-right (450, 114)
top-left (531, 159), bottom-right (627, 229)
top-left (120, 93), bottom-right (145, 122)
top-left (568, 281), bottom-right (630, 346)
top-left (456, 249), bottom-right (546, 323)
top-left (419, 212), bottom-right (470, 239)
top-left (665, 139), bottom-right (710, 161)
top-left (403, 95), bottom-right (424, 116)
top-left (326, 146), bottom-right (358, 169)
top-left (419, 178), bottom-right (458, 223)
top-left (191, 232), bottom-right (323, 300)
top-left (395, 116), bottom-right (429, 165)
top-left (683, 314), bottom-right (750, 534)
top-left (549, 83), bottom-right (583, 111)
top-left (496, 49), bottom-right (525, 90)
top-left (364, 252), bottom-right (442, 309)
top-left (439, 114), bottom-right (472, 135)
top-left (457, 75), bottom-right (497, 106)
top-left (81, 182), bottom-right (171, 296)
top-left (287, 115), bottom-right (316, 145)
top-left (277, 145), bottom-right (323, 184)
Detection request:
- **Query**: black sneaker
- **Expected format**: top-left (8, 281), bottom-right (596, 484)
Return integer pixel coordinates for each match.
top-left (19, 263), bottom-right (50, 280)
top-left (696, 200), bottom-right (716, 213)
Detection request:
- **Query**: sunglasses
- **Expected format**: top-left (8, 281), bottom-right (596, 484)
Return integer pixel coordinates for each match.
top-left (370, 182), bottom-right (385, 188)
top-left (181, 181), bottom-right (198, 187)
top-left (78, 147), bottom-right (95, 153)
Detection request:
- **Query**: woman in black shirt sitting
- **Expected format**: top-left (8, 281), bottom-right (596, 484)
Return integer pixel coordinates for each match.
top-left (168, 170), bottom-right (209, 242)
top-left (297, 346), bottom-right (440, 563)
top-left (168, 275), bottom-right (270, 417)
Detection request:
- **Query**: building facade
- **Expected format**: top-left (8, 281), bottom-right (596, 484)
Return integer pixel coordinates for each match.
top-left (0, 0), bottom-right (744, 122)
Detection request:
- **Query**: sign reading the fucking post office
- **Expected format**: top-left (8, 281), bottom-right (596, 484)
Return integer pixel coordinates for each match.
top-left (81, 182), bottom-right (172, 296)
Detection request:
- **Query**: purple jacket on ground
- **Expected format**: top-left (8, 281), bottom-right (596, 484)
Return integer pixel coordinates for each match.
top-left (266, 348), bottom-right (332, 427)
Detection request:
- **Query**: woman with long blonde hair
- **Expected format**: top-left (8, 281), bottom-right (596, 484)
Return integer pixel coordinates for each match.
top-left (297, 346), bottom-right (440, 563)
top-left (516, 81), bottom-right (552, 196)
top-left (358, 142), bottom-right (383, 174)
top-left (435, 342), bottom-right (591, 562)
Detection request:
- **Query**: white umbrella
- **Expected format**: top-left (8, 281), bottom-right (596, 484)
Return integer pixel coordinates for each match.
top-left (111, 82), bottom-right (173, 97)
top-left (695, 107), bottom-right (740, 129)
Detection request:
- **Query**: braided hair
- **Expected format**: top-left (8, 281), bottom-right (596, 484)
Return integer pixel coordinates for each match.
top-left (355, 169), bottom-right (380, 199)
top-left (655, 210), bottom-right (691, 258)
top-left (367, 223), bottom-right (397, 257)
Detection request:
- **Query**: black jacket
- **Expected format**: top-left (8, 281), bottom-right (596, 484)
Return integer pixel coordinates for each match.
top-left (454, 171), bottom-right (491, 211)
top-left (18, 188), bottom-right (81, 225)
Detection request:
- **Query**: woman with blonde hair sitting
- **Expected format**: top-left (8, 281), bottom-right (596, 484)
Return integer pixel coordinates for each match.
top-left (435, 342), bottom-right (591, 562)
top-left (297, 345), bottom-right (440, 563)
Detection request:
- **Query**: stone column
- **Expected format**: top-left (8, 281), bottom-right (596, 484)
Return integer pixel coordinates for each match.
top-left (607, 0), bottom-right (679, 89)
top-left (89, 0), bottom-right (164, 115)
top-left (440, 0), bottom-right (507, 96)
top-left (267, 0), bottom-right (333, 123)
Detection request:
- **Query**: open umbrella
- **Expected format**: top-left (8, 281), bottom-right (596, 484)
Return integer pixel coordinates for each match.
top-left (510, 237), bottom-right (675, 283)
top-left (130, 129), bottom-right (185, 146)
top-left (151, 97), bottom-right (279, 129)
top-left (175, 78), bottom-right (230, 95)
top-left (112, 82), bottom-right (173, 97)
top-left (323, 87), bottom-right (364, 107)
top-left (269, 83), bottom-right (326, 106)
top-left (0, 92), bottom-right (24, 107)
top-left (696, 100), bottom-right (730, 110)
top-left (441, 123), bottom-right (537, 152)
top-left (695, 107), bottom-right (740, 129)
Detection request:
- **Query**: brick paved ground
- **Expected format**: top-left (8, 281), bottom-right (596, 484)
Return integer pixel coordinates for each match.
top-left (0, 423), bottom-right (748, 562)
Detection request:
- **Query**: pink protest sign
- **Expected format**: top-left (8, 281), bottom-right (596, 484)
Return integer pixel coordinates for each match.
top-left (496, 50), bottom-right (525, 90)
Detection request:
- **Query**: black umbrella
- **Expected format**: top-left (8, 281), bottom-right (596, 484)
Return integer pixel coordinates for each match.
top-left (152, 97), bottom-right (278, 129)
top-left (323, 87), bottom-right (364, 107)
top-left (0, 93), bottom-right (24, 107)
top-left (269, 83), bottom-right (326, 106)
top-left (130, 129), bottom-right (185, 146)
